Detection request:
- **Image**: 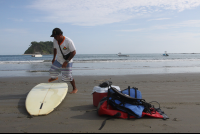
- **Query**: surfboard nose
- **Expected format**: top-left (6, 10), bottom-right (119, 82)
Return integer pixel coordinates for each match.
top-left (26, 83), bottom-right (68, 116)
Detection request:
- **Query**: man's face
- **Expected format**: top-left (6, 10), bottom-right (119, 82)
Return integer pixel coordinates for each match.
top-left (54, 34), bottom-right (62, 41)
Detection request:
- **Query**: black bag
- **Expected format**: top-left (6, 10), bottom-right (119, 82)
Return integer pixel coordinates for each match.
top-left (58, 45), bottom-right (71, 60)
top-left (99, 81), bottom-right (112, 88)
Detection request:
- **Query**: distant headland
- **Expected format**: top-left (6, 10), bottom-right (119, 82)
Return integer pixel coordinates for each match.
top-left (24, 41), bottom-right (53, 54)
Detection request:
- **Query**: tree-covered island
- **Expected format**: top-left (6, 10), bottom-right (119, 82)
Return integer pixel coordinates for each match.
top-left (24, 41), bottom-right (53, 54)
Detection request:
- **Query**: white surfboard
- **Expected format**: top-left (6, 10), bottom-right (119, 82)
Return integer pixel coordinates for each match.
top-left (25, 83), bottom-right (68, 116)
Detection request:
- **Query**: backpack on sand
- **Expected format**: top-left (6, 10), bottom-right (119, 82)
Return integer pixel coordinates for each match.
top-left (97, 83), bottom-right (169, 130)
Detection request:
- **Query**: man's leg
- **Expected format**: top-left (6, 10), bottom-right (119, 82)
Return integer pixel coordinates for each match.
top-left (70, 79), bottom-right (78, 94)
top-left (61, 62), bottom-right (78, 94)
top-left (49, 60), bottom-right (61, 82)
top-left (48, 77), bottom-right (58, 82)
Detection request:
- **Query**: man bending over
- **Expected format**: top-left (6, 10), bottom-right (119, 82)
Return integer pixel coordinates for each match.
top-left (48, 28), bottom-right (78, 94)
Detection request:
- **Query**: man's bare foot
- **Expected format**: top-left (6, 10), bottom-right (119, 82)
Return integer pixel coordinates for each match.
top-left (48, 78), bottom-right (58, 82)
top-left (70, 88), bottom-right (78, 94)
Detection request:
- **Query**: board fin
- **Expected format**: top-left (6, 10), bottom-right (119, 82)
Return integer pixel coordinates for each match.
top-left (40, 103), bottom-right (44, 109)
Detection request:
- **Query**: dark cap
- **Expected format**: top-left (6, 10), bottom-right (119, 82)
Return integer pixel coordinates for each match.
top-left (50, 28), bottom-right (63, 37)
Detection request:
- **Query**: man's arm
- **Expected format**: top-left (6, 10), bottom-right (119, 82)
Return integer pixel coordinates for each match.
top-left (67, 50), bottom-right (76, 61)
top-left (52, 48), bottom-right (57, 64)
top-left (62, 50), bottom-right (76, 68)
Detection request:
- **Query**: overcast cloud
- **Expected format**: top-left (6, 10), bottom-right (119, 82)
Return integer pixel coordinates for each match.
top-left (29, 0), bottom-right (200, 26)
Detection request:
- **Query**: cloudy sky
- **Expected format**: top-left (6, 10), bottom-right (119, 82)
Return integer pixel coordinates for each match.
top-left (0, 0), bottom-right (200, 54)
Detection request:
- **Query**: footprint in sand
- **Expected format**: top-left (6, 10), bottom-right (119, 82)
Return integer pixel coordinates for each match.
top-left (165, 106), bottom-right (176, 109)
top-left (173, 118), bottom-right (178, 121)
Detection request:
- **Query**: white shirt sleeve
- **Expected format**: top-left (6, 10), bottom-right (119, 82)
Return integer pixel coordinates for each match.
top-left (68, 39), bottom-right (76, 52)
top-left (53, 39), bottom-right (57, 49)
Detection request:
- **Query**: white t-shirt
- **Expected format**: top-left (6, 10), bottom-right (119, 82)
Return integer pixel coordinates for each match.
top-left (53, 36), bottom-right (76, 64)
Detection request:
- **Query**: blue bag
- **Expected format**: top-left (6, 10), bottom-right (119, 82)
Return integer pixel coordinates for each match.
top-left (107, 86), bottom-right (151, 118)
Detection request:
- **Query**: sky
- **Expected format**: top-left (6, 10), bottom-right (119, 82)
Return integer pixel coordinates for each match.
top-left (0, 0), bottom-right (200, 55)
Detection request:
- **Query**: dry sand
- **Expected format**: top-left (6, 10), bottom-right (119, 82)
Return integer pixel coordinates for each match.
top-left (0, 73), bottom-right (200, 133)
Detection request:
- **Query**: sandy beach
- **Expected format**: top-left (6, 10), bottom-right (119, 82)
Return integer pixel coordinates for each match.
top-left (0, 73), bottom-right (200, 133)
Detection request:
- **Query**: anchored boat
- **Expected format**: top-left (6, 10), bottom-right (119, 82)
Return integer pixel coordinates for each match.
top-left (117, 52), bottom-right (129, 57)
top-left (32, 52), bottom-right (42, 57)
top-left (163, 51), bottom-right (169, 56)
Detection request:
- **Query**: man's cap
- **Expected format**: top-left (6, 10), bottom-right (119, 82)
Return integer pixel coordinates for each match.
top-left (50, 28), bottom-right (63, 37)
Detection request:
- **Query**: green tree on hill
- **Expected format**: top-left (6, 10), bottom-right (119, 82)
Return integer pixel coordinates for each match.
top-left (24, 41), bottom-right (53, 54)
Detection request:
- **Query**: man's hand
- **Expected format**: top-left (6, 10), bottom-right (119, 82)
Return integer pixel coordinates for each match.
top-left (62, 61), bottom-right (68, 68)
top-left (52, 59), bottom-right (55, 64)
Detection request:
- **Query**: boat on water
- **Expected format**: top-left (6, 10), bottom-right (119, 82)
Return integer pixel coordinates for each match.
top-left (163, 51), bottom-right (169, 56)
top-left (32, 52), bottom-right (42, 57)
top-left (117, 52), bottom-right (129, 57)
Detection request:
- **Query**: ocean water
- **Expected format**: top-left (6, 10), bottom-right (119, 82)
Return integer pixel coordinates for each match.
top-left (0, 54), bottom-right (200, 77)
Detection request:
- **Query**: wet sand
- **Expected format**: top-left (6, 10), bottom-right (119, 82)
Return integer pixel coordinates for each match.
top-left (0, 73), bottom-right (200, 133)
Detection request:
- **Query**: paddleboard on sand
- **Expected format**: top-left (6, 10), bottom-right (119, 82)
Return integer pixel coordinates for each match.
top-left (26, 83), bottom-right (68, 116)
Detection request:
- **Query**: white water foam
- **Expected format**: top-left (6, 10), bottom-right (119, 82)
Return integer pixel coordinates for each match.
top-left (74, 59), bottom-right (200, 63)
top-left (1, 59), bottom-right (200, 64)
top-left (0, 60), bottom-right (45, 64)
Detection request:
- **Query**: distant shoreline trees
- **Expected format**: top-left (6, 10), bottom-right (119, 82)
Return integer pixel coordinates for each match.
top-left (24, 41), bottom-right (53, 54)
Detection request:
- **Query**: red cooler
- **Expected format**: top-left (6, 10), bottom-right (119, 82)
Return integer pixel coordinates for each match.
top-left (92, 86), bottom-right (120, 107)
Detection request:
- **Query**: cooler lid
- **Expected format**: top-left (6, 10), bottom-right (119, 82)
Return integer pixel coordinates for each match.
top-left (92, 85), bottom-right (120, 94)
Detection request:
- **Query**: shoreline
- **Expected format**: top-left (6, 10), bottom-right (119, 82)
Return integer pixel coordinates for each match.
top-left (0, 71), bottom-right (199, 77)
top-left (0, 73), bottom-right (200, 132)
top-left (1, 69), bottom-right (200, 78)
